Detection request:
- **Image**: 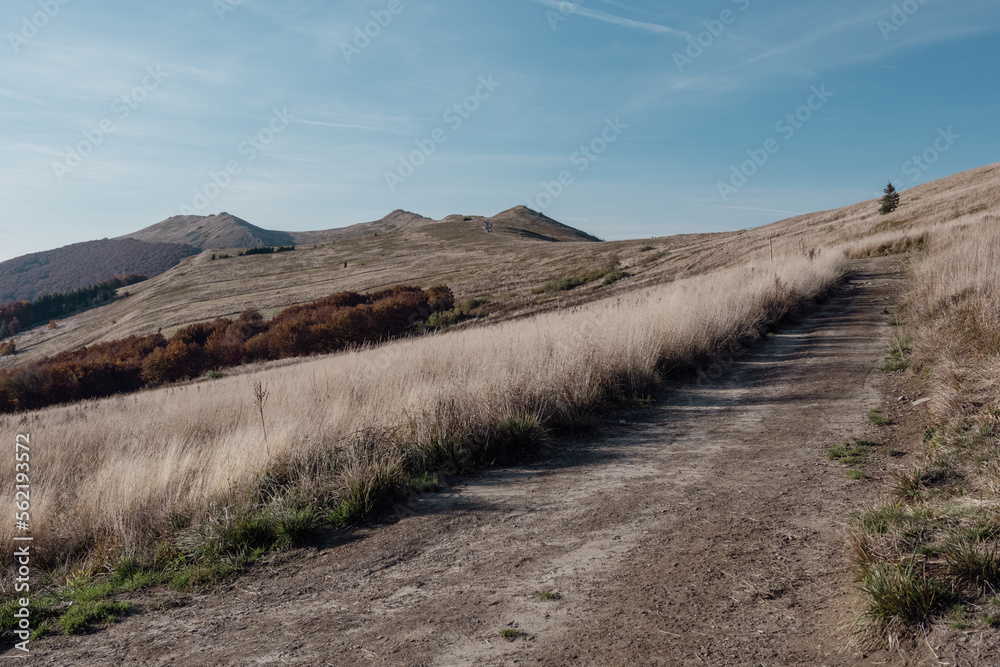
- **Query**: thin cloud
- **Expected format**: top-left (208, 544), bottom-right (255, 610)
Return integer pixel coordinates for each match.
top-left (293, 119), bottom-right (390, 132)
top-left (0, 88), bottom-right (46, 106)
top-left (532, 0), bottom-right (690, 38)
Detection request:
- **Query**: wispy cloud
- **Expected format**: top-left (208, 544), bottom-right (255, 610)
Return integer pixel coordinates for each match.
top-left (0, 88), bottom-right (47, 106)
top-left (531, 0), bottom-right (690, 38)
top-left (293, 119), bottom-right (391, 132)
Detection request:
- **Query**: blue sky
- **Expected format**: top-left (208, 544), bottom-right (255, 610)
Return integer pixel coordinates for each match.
top-left (1, 0), bottom-right (998, 261)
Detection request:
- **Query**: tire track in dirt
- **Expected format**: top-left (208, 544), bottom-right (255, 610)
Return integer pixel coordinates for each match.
top-left (31, 257), bottom-right (907, 666)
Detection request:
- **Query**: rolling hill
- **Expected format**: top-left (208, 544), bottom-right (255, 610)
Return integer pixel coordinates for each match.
top-left (0, 238), bottom-right (197, 303)
top-left (0, 205), bottom-right (596, 316)
top-left (7, 163), bottom-right (999, 367)
top-left (120, 212), bottom-right (296, 249)
top-left (122, 206), bottom-right (602, 249)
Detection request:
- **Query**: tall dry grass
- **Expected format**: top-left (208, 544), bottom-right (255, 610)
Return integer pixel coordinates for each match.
top-left (846, 215), bottom-right (1000, 643)
top-left (0, 252), bottom-right (845, 573)
top-left (906, 216), bottom-right (1000, 415)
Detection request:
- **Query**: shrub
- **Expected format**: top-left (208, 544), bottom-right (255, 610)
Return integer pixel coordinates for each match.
top-left (427, 285), bottom-right (455, 312)
top-left (602, 271), bottom-right (629, 286)
top-left (0, 285), bottom-right (453, 415)
top-left (0, 341), bottom-right (14, 356)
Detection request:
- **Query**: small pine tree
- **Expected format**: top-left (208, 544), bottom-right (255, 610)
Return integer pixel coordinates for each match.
top-left (879, 182), bottom-right (900, 215)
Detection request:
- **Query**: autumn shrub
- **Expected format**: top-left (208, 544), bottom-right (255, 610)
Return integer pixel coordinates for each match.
top-left (0, 286), bottom-right (451, 415)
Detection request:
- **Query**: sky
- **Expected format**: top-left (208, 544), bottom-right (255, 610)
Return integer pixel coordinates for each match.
top-left (0, 0), bottom-right (998, 261)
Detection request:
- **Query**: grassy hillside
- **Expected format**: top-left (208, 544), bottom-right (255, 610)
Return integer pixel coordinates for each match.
top-left (0, 162), bottom-right (997, 643)
top-left (10, 163), bottom-right (999, 367)
top-left (122, 212), bottom-right (296, 249)
top-left (0, 238), bottom-right (196, 302)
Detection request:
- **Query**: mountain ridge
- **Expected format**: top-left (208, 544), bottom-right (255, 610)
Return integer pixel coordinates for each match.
top-left (122, 206), bottom-right (600, 250)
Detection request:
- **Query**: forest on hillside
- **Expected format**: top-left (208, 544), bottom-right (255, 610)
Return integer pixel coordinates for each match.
top-left (0, 238), bottom-right (196, 302)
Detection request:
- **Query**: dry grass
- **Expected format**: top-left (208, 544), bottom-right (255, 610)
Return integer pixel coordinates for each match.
top-left (11, 161), bottom-right (997, 369)
top-left (848, 213), bottom-right (1000, 642)
top-left (0, 252), bottom-right (844, 575)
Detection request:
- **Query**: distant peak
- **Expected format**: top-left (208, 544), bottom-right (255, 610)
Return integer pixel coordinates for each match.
top-left (495, 205), bottom-right (545, 218)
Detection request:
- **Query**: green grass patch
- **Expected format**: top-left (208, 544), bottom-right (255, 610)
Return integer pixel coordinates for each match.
top-left (537, 590), bottom-right (561, 600)
top-left (868, 409), bottom-right (890, 426)
top-left (846, 470), bottom-right (866, 480)
top-left (425, 297), bottom-right (490, 329)
top-left (532, 256), bottom-right (626, 294)
top-left (828, 439), bottom-right (876, 466)
top-left (329, 462), bottom-right (405, 528)
top-left (532, 270), bottom-right (607, 294)
top-left (60, 600), bottom-right (132, 635)
top-left (498, 628), bottom-right (524, 641)
top-left (601, 271), bottom-right (630, 286)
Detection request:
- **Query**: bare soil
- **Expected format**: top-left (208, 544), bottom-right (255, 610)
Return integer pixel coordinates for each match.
top-left (30, 256), bottom-right (973, 666)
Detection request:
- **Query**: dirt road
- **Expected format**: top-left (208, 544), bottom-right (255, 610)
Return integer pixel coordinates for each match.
top-left (34, 257), bottom-right (916, 665)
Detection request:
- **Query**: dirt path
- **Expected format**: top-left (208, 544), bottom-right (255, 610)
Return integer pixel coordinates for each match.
top-left (34, 257), bottom-right (913, 666)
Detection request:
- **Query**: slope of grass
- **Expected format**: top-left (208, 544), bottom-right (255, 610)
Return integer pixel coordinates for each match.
top-left (849, 217), bottom-right (1000, 646)
top-left (0, 252), bottom-right (844, 585)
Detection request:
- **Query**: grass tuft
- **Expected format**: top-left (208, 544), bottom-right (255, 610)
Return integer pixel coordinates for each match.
top-left (478, 414), bottom-right (549, 466)
top-left (879, 334), bottom-right (911, 371)
top-left (829, 439), bottom-right (875, 466)
top-left (867, 409), bottom-right (890, 426)
top-left (860, 560), bottom-right (951, 630)
top-left (942, 539), bottom-right (1000, 591)
top-left (276, 507), bottom-right (318, 548)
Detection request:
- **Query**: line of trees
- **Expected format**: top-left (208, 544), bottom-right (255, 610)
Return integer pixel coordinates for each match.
top-left (0, 274), bottom-right (148, 340)
top-left (0, 284), bottom-right (454, 414)
top-left (210, 246), bottom-right (296, 260)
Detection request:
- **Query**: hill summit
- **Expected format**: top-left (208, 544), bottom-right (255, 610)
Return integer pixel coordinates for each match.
top-left (121, 212), bottom-right (296, 250)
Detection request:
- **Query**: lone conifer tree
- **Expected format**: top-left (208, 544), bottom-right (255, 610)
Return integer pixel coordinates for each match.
top-left (879, 182), bottom-right (900, 215)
